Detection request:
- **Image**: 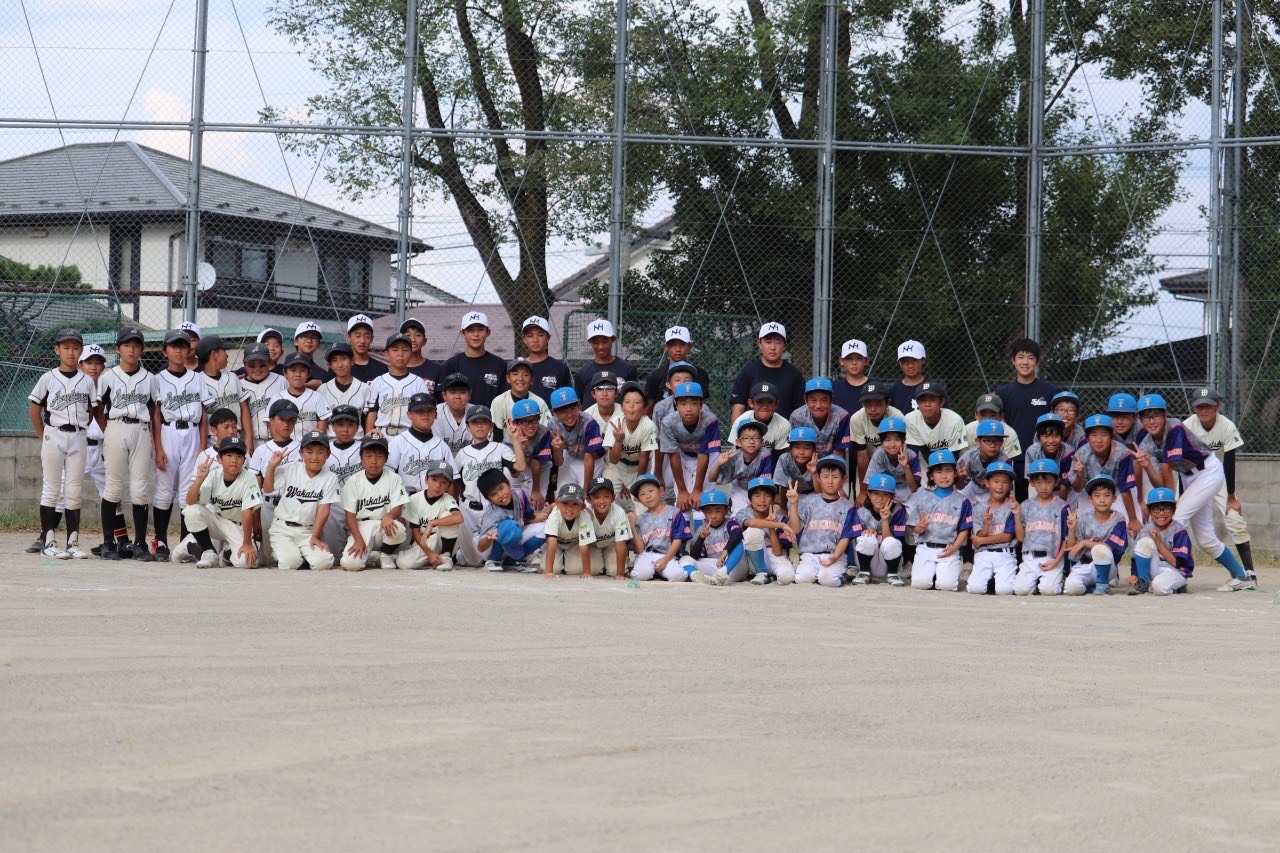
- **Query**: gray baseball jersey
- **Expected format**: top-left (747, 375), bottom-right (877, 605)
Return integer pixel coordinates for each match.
top-left (693, 518), bottom-right (743, 558)
top-left (956, 447), bottom-right (1011, 494)
top-left (714, 450), bottom-right (773, 492)
top-left (479, 488), bottom-right (535, 535)
top-left (788, 405), bottom-right (851, 455)
top-left (796, 493), bottom-right (852, 554)
top-left (1020, 496), bottom-right (1069, 555)
top-left (634, 505), bottom-right (692, 553)
top-left (1075, 510), bottom-right (1128, 560)
top-left (1137, 517), bottom-right (1194, 576)
top-left (657, 407), bottom-right (722, 457)
top-left (969, 494), bottom-right (1017, 552)
top-left (865, 446), bottom-right (922, 492)
top-left (911, 488), bottom-right (974, 545)
top-left (773, 452), bottom-right (814, 494)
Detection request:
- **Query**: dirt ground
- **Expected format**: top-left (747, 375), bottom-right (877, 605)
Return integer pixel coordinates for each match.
top-left (2, 531), bottom-right (1278, 851)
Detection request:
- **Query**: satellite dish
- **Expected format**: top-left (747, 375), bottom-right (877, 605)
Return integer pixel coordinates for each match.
top-left (197, 261), bottom-right (217, 292)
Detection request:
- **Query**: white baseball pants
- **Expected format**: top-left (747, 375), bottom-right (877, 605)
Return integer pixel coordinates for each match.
top-left (545, 543), bottom-right (586, 575)
top-left (1133, 537), bottom-right (1188, 595)
top-left (1211, 481), bottom-right (1249, 544)
top-left (911, 543), bottom-right (962, 591)
top-left (854, 534), bottom-right (903, 580)
top-left (340, 519), bottom-right (406, 570)
top-left (795, 552), bottom-right (844, 587)
top-left (1174, 455), bottom-right (1227, 559)
top-left (454, 500), bottom-right (487, 567)
top-left (1064, 545), bottom-right (1115, 595)
top-left (181, 504), bottom-right (257, 568)
top-left (631, 550), bottom-right (695, 581)
top-left (585, 542), bottom-right (625, 576)
top-left (102, 420), bottom-right (153, 505)
top-left (153, 424), bottom-right (201, 511)
top-left (40, 429), bottom-right (87, 509)
top-left (966, 550), bottom-right (1018, 595)
top-left (692, 556), bottom-right (751, 583)
top-left (269, 520), bottom-right (335, 570)
top-left (395, 523), bottom-right (462, 569)
top-left (1014, 558), bottom-right (1064, 596)
top-left (743, 527), bottom-right (795, 584)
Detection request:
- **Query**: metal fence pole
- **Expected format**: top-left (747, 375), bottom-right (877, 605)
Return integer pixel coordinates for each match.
top-left (811, 0), bottom-right (838, 376)
top-left (606, 0), bottom-right (629, 343)
top-left (395, 0), bottom-right (418, 326)
top-left (182, 0), bottom-right (210, 325)
top-left (1209, 0), bottom-right (1224, 388)
top-left (1024, 0), bottom-right (1046, 343)
top-left (1229, 0), bottom-right (1244, 416)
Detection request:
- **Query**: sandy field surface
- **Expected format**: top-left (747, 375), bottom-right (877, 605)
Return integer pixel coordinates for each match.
top-left (2, 531), bottom-right (1278, 851)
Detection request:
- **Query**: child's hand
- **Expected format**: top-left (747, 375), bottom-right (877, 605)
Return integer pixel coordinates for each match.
top-left (504, 417), bottom-right (517, 435)
top-left (806, 458), bottom-right (817, 474)
top-left (676, 490), bottom-right (694, 512)
top-left (579, 569), bottom-right (592, 579)
top-left (897, 449), bottom-right (908, 467)
top-left (879, 503), bottom-right (892, 520)
top-left (983, 507), bottom-right (993, 526)
top-left (1133, 449), bottom-right (1150, 469)
top-left (1072, 455), bottom-right (1085, 477)
top-left (938, 545), bottom-right (955, 558)
top-left (268, 449), bottom-right (288, 470)
top-left (309, 538), bottom-right (330, 553)
top-left (380, 516), bottom-right (400, 537)
top-left (819, 555), bottom-right (838, 567)
top-left (721, 447), bottom-right (739, 462)
top-left (697, 523), bottom-right (710, 538)
top-left (1125, 574), bottom-right (1138, 586)
top-left (1127, 518), bottom-right (1141, 537)
top-left (913, 518), bottom-right (928, 534)
top-left (551, 433), bottom-right (565, 451)
top-left (655, 555), bottom-right (670, 571)
top-left (348, 536), bottom-right (368, 559)
top-left (529, 490), bottom-right (545, 511)
top-left (1010, 500), bottom-right (1021, 520)
top-left (533, 506), bottom-right (551, 522)
top-left (239, 543), bottom-right (257, 565)
top-left (1038, 558), bottom-right (1056, 570)
top-left (1066, 508), bottom-right (1077, 530)
top-left (786, 483), bottom-right (799, 504)
top-left (195, 457), bottom-right (212, 479)
top-left (957, 460), bottom-right (968, 479)
top-left (612, 421), bottom-right (626, 443)
top-left (477, 534), bottom-right (494, 552)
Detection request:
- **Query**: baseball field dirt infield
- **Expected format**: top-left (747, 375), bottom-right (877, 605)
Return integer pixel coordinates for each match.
top-left (2, 532), bottom-right (1278, 850)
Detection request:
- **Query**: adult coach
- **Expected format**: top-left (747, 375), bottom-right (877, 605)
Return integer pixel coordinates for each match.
top-left (992, 338), bottom-right (1058, 499)
top-left (729, 322), bottom-right (804, 422)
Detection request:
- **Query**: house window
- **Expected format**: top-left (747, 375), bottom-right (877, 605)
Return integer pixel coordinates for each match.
top-left (207, 237), bottom-right (274, 282)
top-left (319, 248), bottom-right (369, 307)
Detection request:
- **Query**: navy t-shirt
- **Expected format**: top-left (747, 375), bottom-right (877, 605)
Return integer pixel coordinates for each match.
top-left (889, 377), bottom-right (933, 414)
top-left (528, 357), bottom-right (574, 404)
top-left (350, 358), bottom-right (388, 384)
top-left (645, 361), bottom-right (713, 408)
top-left (574, 357), bottom-right (638, 397)
top-left (992, 378), bottom-right (1059, 450)
top-left (833, 376), bottom-right (872, 414)
top-left (441, 351), bottom-right (509, 407)
top-left (407, 359), bottom-right (443, 397)
top-left (729, 360), bottom-right (804, 414)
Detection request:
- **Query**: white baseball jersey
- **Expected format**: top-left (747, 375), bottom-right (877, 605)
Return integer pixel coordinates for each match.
top-left (542, 506), bottom-right (586, 551)
top-left (152, 368), bottom-right (205, 424)
top-left (272, 462), bottom-right (340, 526)
top-left (454, 441), bottom-right (515, 504)
top-left (249, 437), bottom-right (301, 477)
top-left (492, 391), bottom-right (550, 429)
top-left (319, 377), bottom-right (371, 418)
top-left (201, 370), bottom-right (244, 418)
top-left (325, 440), bottom-right (364, 486)
top-left (601, 415), bottom-right (658, 464)
top-left (905, 408), bottom-right (968, 453)
top-left (263, 388), bottom-right (331, 440)
top-left (29, 368), bottom-right (96, 429)
top-left (403, 490), bottom-right (460, 528)
top-left (963, 419), bottom-right (1023, 459)
top-left (727, 411), bottom-right (792, 449)
top-left (340, 471), bottom-right (409, 521)
top-left (368, 372), bottom-right (427, 430)
top-left (1181, 414), bottom-right (1244, 460)
top-left (99, 365), bottom-right (154, 421)
top-left (435, 404), bottom-right (475, 454)
top-left (578, 503), bottom-right (632, 549)
top-left (388, 430), bottom-right (452, 492)
top-left (240, 373), bottom-right (288, 438)
top-left (847, 406), bottom-right (905, 450)
top-left (196, 466), bottom-right (264, 521)
top-left (582, 403), bottom-right (619, 433)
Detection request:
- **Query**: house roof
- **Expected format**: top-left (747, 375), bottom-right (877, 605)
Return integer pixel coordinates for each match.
top-left (0, 142), bottom-right (427, 250)
top-left (1160, 269), bottom-right (1209, 299)
top-left (389, 268), bottom-right (465, 305)
top-left (551, 215), bottom-right (675, 301)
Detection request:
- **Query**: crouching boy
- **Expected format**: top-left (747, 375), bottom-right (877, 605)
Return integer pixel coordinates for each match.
top-left (909, 449), bottom-right (974, 591)
top-left (264, 430), bottom-right (340, 570)
top-left (841, 472), bottom-right (909, 586)
top-left (629, 473), bottom-right (696, 581)
top-left (1064, 473), bottom-right (1128, 596)
top-left (965, 461), bottom-right (1019, 595)
top-left (578, 476), bottom-right (632, 578)
top-left (182, 436), bottom-right (263, 568)
top-left (543, 483), bottom-right (591, 577)
top-left (1127, 487), bottom-right (1194, 596)
top-left (397, 459), bottom-right (464, 570)
top-left (689, 488), bottom-right (748, 585)
top-left (339, 435), bottom-right (408, 570)
top-left (736, 476), bottom-right (796, 586)
top-left (789, 455), bottom-right (854, 587)
top-left (476, 468), bottom-right (548, 571)
top-left (1013, 458), bottom-right (1071, 595)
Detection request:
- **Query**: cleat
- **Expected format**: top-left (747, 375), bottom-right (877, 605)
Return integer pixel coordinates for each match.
top-left (1094, 584), bottom-right (1109, 596)
top-left (1128, 579), bottom-right (1149, 595)
top-left (195, 550), bottom-right (219, 569)
top-left (436, 556), bottom-right (454, 571)
top-left (749, 572), bottom-right (770, 585)
top-left (26, 537), bottom-right (43, 554)
top-left (484, 560), bottom-right (505, 572)
top-left (153, 543), bottom-right (171, 563)
top-left (117, 541), bottom-right (136, 559)
top-left (66, 544), bottom-right (89, 560)
top-left (90, 544), bottom-right (103, 557)
top-left (42, 544), bottom-right (70, 560)
top-left (132, 542), bottom-right (155, 562)
top-left (887, 573), bottom-right (905, 587)
top-left (852, 571), bottom-right (871, 585)
top-left (1217, 576), bottom-right (1257, 592)
top-left (379, 553), bottom-right (398, 570)
top-left (691, 570), bottom-right (716, 585)
top-left (711, 568), bottom-right (730, 586)
top-left (517, 563), bottom-right (540, 574)
top-left (100, 545), bottom-right (121, 561)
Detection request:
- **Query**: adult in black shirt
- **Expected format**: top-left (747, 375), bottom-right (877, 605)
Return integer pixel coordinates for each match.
top-left (644, 325), bottom-right (711, 412)
top-left (729, 322), bottom-right (804, 421)
top-left (990, 338), bottom-right (1059, 452)
top-left (441, 310), bottom-right (508, 407)
top-left (520, 315), bottom-right (573, 404)
top-left (574, 318), bottom-right (638, 397)
top-left (887, 339), bottom-right (929, 414)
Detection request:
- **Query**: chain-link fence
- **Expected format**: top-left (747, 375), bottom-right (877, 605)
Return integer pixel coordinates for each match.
top-left (1, 0), bottom-right (1277, 455)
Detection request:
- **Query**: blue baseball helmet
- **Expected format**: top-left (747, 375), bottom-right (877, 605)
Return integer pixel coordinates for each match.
top-left (804, 377), bottom-right (834, 395)
top-left (1026, 458), bottom-right (1061, 477)
top-left (549, 387), bottom-right (579, 409)
top-left (927, 448), bottom-right (957, 469)
top-left (698, 488), bottom-right (730, 508)
top-left (1035, 413), bottom-right (1065, 433)
top-left (510, 398), bottom-right (542, 420)
top-left (865, 472), bottom-right (897, 494)
top-left (1051, 390), bottom-right (1080, 407)
top-left (631, 473), bottom-right (662, 493)
top-left (984, 460), bottom-right (1015, 478)
top-left (746, 476), bottom-right (779, 494)
top-left (1085, 472), bottom-right (1117, 494)
top-left (673, 381), bottom-right (704, 400)
top-left (814, 454), bottom-right (847, 473)
top-left (975, 419), bottom-right (1006, 439)
top-left (1146, 487), bottom-right (1178, 507)
top-left (877, 416), bottom-right (907, 436)
top-left (1107, 393), bottom-right (1138, 414)
top-left (788, 426), bottom-right (818, 445)
top-left (1083, 413), bottom-right (1113, 433)
top-left (1137, 393), bottom-right (1167, 413)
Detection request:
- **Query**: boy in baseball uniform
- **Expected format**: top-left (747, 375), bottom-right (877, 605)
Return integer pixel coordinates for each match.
top-left (578, 476), bottom-right (632, 578)
top-left (441, 311), bottom-right (508, 407)
top-left (520, 315), bottom-right (573, 405)
top-left (454, 406), bottom-right (527, 567)
top-left (772, 426), bottom-right (817, 499)
top-left (436, 373), bottom-right (476, 455)
top-left (96, 326), bottom-right (156, 561)
top-left (176, 321), bottom-right (201, 371)
top-left (505, 398), bottom-right (553, 507)
top-left (1064, 414), bottom-right (1138, 526)
top-left (909, 449), bottom-right (974, 592)
top-left (73, 345), bottom-right (115, 554)
top-left (688, 488), bottom-right (748, 585)
top-left (727, 382), bottom-right (792, 452)
top-left (583, 370), bottom-right (621, 432)
top-left (863, 416), bottom-right (921, 505)
top-left (708, 419), bottom-right (773, 513)
top-left (265, 352), bottom-right (331, 440)
top-left (965, 461), bottom-right (1019, 595)
top-left (955, 419), bottom-right (1011, 500)
top-left (543, 482), bottom-right (591, 577)
top-left (963, 393), bottom-right (1022, 460)
top-left (1064, 474), bottom-right (1128, 595)
top-left (1023, 413), bottom-right (1071, 493)
top-left (366, 333), bottom-right (427, 437)
top-left (787, 454), bottom-right (853, 587)
top-left (628, 474), bottom-right (696, 582)
top-left (396, 460), bottom-right (464, 570)
top-left (196, 335), bottom-right (247, 445)
top-left (182, 436), bottom-right (263, 569)
top-left (837, 472), bottom-right (909, 586)
top-left (905, 382), bottom-right (967, 459)
top-left (602, 381), bottom-right (657, 505)
top-left (655, 381), bottom-right (722, 514)
top-left (249, 399), bottom-right (302, 562)
top-left (29, 328), bottom-right (95, 559)
top-left (150, 329), bottom-right (207, 562)
top-left (399, 317), bottom-right (441, 390)
top-left (1183, 387), bottom-right (1256, 581)
top-left (789, 377), bottom-right (850, 457)
top-left (889, 340), bottom-right (930, 413)
top-left (321, 405), bottom-right (364, 553)
top-left (1051, 390), bottom-right (1086, 449)
top-left (1107, 393), bottom-right (1142, 447)
top-left (264, 430), bottom-right (340, 571)
top-left (833, 339), bottom-right (872, 413)
top-left (1013, 458), bottom-right (1071, 596)
top-left (1126, 488), bottom-right (1194, 596)
top-left (339, 435), bottom-right (408, 570)
top-left (735, 476), bottom-right (796, 585)
top-left (387, 392), bottom-right (451, 493)
top-left (238, 342), bottom-right (287, 450)
top-left (546, 387), bottom-right (594, 487)
top-left (489, 357), bottom-right (549, 441)
top-left (574, 318), bottom-right (638, 397)
top-left (475, 468), bottom-right (548, 571)
top-left (848, 381), bottom-right (904, 497)
top-left (319, 341), bottom-right (371, 440)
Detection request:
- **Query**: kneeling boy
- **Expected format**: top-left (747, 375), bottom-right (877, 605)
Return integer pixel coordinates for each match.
top-left (182, 436), bottom-right (263, 568)
top-left (265, 430), bottom-right (340, 570)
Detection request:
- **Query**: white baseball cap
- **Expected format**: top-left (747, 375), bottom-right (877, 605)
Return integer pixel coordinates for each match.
top-left (79, 344), bottom-right (107, 362)
top-left (522, 315), bottom-right (551, 334)
top-left (257, 327), bottom-right (283, 343)
top-left (461, 310), bottom-right (490, 330)
top-left (897, 339), bottom-right (925, 360)
top-left (664, 325), bottom-right (691, 344)
top-left (758, 321), bottom-right (787, 340)
top-left (586, 318), bottom-right (615, 339)
top-left (346, 314), bottom-right (374, 333)
top-left (294, 321), bottom-right (323, 339)
top-left (177, 321), bottom-right (201, 338)
top-left (841, 339), bottom-right (868, 359)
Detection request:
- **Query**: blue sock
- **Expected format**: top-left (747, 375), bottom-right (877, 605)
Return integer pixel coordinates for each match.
top-left (723, 544), bottom-right (744, 573)
top-left (1133, 553), bottom-right (1152, 583)
top-left (517, 536), bottom-right (546, 560)
top-left (1095, 562), bottom-right (1110, 589)
top-left (746, 547), bottom-right (768, 577)
top-left (1215, 548), bottom-right (1248, 580)
top-left (487, 543), bottom-right (504, 561)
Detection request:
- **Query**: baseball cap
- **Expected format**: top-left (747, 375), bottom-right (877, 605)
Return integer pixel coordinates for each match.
top-left (1191, 386), bottom-right (1221, 407)
top-left (461, 310), bottom-right (490, 330)
top-left (269, 399), bottom-right (300, 419)
top-left (926, 448), bottom-right (957, 468)
top-left (975, 393), bottom-right (1003, 413)
top-left (1084, 414), bottom-right (1113, 433)
top-left (407, 392), bottom-right (434, 412)
top-left (673, 381), bottom-right (704, 400)
top-left (510, 398), bottom-right (541, 420)
top-left (1137, 394), bottom-right (1167, 413)
top-left (746, 476), bottom-right (779, 494)
top-left (345, 314), bottom-right (374, 333)
top-left (840, 339), bottom-right (868, 359)
top-left (280, 351), bottom-right (312, 370)
top-left (300, 430), bottom-right (330, 449)
top-left (804, 377), bottom-right (834, 395)
top-left (757, 321), bottom-right (787, 340)
top-left (195, 334), bottom-right (225, 360)
top-left (360, 434), bottom-right (389, 453)
top-left (216, 435), bottom-right (247, 455)
top-left (400, 317), bottom-right (426, 335)
top-left (814, 454), bottom-right (847, 473)
top-left (667, 360), bottom-right (696, 377)
top-left (162, 329), bottom-right (191, 347)
top-left (1035, 413), bottom-right (1065, 433)
top-left (1085, 473), bottom-right (1117, 494)
top-left (549, 387), bottom-right (580, 409)
top-left (116, 326), bottom-right (144, 346)
top-left (877, 416), bottom-right (907, 436)
top-left (243, 342), bottom-right (270, 364)
top-left (384, 332), bottom-right (412, 349)
top-left (53, 328), bottom-right (82, 345)
top-left (1026, 458), bottom-right (1061, 477)
top-left (984, 460), bottom-right (1015, 479)
top-left (915, 381), bottom-right (946, 399)
top-left (442, 372), bottom-right (470, 390)
top-left (975, 419), bottom-right (1006, 439)
top-left (698, 488), bottom-right (730, 508)
top-left (506, 357), bottom-right (534, 374)
top-left (465, 405), bottom-right (493, 424)
top-left (736, 420), bottom-right (768, 437)
top-left (257, 328), bottom-right (283, 343)
top-left (860, 382), bottom-right (888, 401)
top-left (664, 325), bottom-right (691, 344)
top-left (294, 321), bottom-right (323, 339)
top-left (177, 321), bottom-right (201, 339)
top-left (425, 459), bottom-right (455, 480)
top-left (586, 318), bottom-right (615, 339)
top-left (79, 344), bottom-right (106, 362)
top-left (522, 315), bottom-right (551, 334)
top-left (329, 404), bottom-right (360, 423)
top-left (1146, 487), bottom-right (1178, 507)
top-left (866, 473), bottom-right (896, 493)
top-left (589, 371), bottom-right (618, 390)
top-left (788, 426), bottom-right (818, 445)
top-left (1107, 393), bottom-right (1139, 414)
top-left (618, 380), bottom-right (647, 400)
top-left (1050, 390), bottom-right (1080, 408)
top-left (325, 341), bottom-right (354, 362)
top-left (750, 382), bottom-right (778, 403)
top-left (556, 482), bottom-right (585, 503)
top-left (586, 476), bottom-right (614, 496)
top-left (630, 474), bottom-right (662, 494)
top-left (897, 340), bottom-right (925, 360)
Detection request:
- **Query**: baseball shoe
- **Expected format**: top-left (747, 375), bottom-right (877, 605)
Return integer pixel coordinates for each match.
top-left (749, 572), bottom-right (770, 585)
top-left (1128, 579), bottom-right (1149, 595)
top-left (691, 570), bottom-right (715, 585)
top-left (195, 550), bottom-right (219, 569)
top-left (711, 568), bottom-right (729, 586)
top-left (42, 544), bottom-right (70, 560)
top-left (176, 536), bottom-right (198, 563)
top-left (1093, 584), bottom-right (1109, 596)
top-left (517, 562), bottom-right (540, 573)
top-left (100, 544), bottom-right (122, 561)
top-left (484, 560), bottom-right (505, 572)
top-left (117, 541), bottom-right (135, 559)
top-left (436, 556), bottom-right (454, 571)
top-left (132, 541), bottom-right (155, 562)
top-left (1218, 576), bottom-right (1257, 592)
top-left (379, 553), bottom-right (398, 570)
top-left (66, 542), bottom-right (89, 560)
top-left (852, 570), bottom-right (871, 585)
top-left (886, 573), bottom-right (905, 587)
top-left (153, 543), bottom-right (171, 563)
top-left (26, 537), bottom-right (43, 554)
top-left (90, 544), bottom-right (103, 557)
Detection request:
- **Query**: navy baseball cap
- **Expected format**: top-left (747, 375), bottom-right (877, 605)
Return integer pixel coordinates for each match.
top-left (425, 459), bottom-right (455, 480)
top-left (329, 404), bottom-right (360, 423)
top-left (361, 434), bottom-right (390, 452)
top-left (590, 371), bottom-right (618, 390)
top-left (556, 482), bottom-right (585, 503)
top-left (408, 392), bottom-right (434, 412)
top-left (442, 372), bottom-right (471, 390)
top-left (195, 335), bottom-right (225, 360)
top-left (269, 399), bottom-right (300, 419)
top-left (162, 329), bottom-right (191, 347)
top-left (301, 430), bottom-right (330, 449)
top-left (384, 332), bottom-right (412, 349)
top-left (506, 357), bottom-right (534, 374)
top-left (116, 326), bottom-right (145, 346)
top-left (325, 341), bottom-right (354, 362)
top-left (216, 435), bottom-right (247, 455)
top-left (465, 405), bottom-right (493, 424)
top-left (860, 382), bottom-right (888, 401)
top-left (915, 381), bottom-right (946, 399)
top-left (586, 476), bottom-right (614, 495)
top-left (750, 382), bottom-right (778, 402)
top-left (243, 342), bottom-right (270, 364)
top-left (280, 351), bottom-right (312, 370)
